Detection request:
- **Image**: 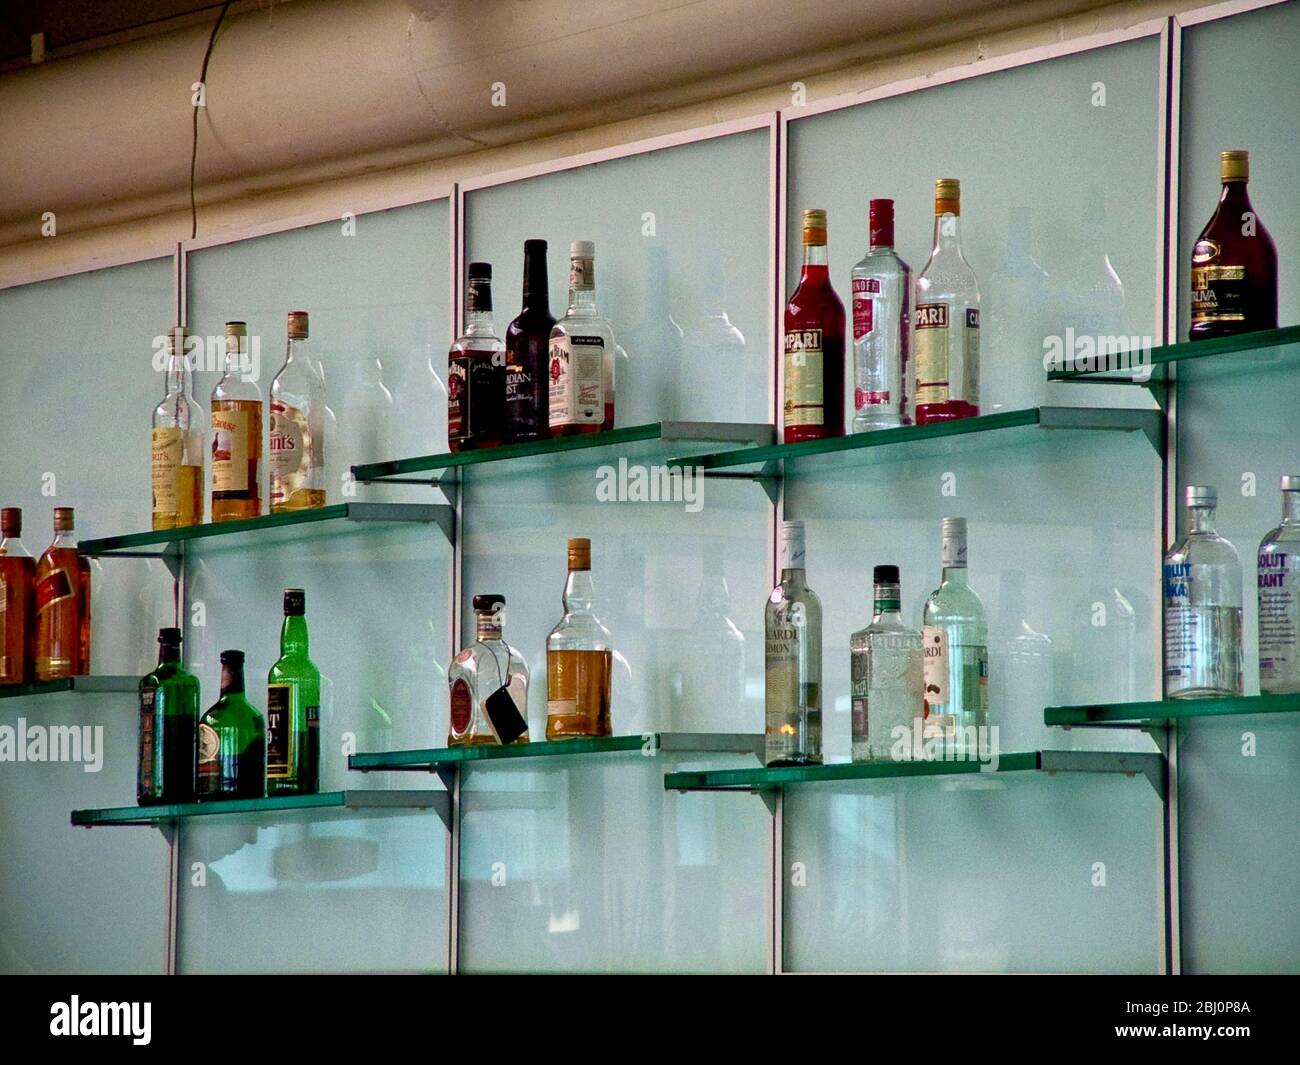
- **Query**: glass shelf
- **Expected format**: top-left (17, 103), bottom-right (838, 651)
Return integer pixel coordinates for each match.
top-left (0, 675), bottom-right (137, 701)
top-left (71, 789), bottom-right (449, 829)
top-left (1045, 692), bottom-right (1300, 727)
top-left (664, 749), bottom-right (1164, 796)
top-left (668, 406), bottom-right (1162, 479)
top-left (80, 502), bottom-right (455, 564)
top-left (1045, 325), bottom-right (1300, 385)
top-left (351, 421), bottom-right (774, 484)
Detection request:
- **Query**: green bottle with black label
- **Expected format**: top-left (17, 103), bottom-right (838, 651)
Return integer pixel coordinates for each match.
top-left (198, 649), bottom-right (265, 800)
top-left (137, 627), bottom-right (201, 805)
top-left (267, 588), bottom-right (320, 795)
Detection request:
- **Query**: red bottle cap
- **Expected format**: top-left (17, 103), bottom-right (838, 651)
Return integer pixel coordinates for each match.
top-left (869, 199), bottom-right (894, 248)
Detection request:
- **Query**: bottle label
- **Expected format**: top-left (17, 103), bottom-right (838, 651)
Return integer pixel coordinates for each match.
top-left (921, 626), bottom-right (948, 705)
top-left (784, 329), bottom-right (824, 427)
top-left (151, 428), bottom-right (182, 514)
top-left (963, 308), bottom-right (980, 405)
top-left (1191, 260), bottom-right (1248, 324)
top-left (942, 534), bottom-right (967, 568)
top-left (212, 408), bottom-right (251, 492)
top-left (35, 569), bottom-right (74, 612)
top-left (270, 400), bottom-right (311, 504)
top-left (138, 688), bottom-right (157, 796)
top-left (570, 258), bottom-right (594, 290)
top-left (914, 304), bottom-right (949, 406)
top-left (1258, 549), bottom-right (1297, 685)
top-left (197, 722), bottom-right (220, 793)
top-left (549, 335), bottom-right (604, 425)
top-left (450, 678), bottom-right (473, 736)
top-left (447, 360), bottom-right (467, 443)
top-left (852, 278), bottom-right (879, 339)
top-left (266, 683), bottom-right (292, 777)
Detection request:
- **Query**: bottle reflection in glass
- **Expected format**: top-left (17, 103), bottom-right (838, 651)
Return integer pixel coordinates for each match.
top-left (0, 507), bottom-right (35, 685)
top-left (851, 199), bottom-right (912, 431)
top-left (35, 507), bottom-right (91, 681)
top-left (765, 520), bottom-right (822, 766)
top-left (449, 595), bottom-right (529, 746)
top-left (676, 543), bottom-right (746, 732)
top-left (1257, 476), bottom-right (1300, 694)
top-left (546, 538), bottom-right (613, 738)
top-left (198, 649), bottom-right (265, 800)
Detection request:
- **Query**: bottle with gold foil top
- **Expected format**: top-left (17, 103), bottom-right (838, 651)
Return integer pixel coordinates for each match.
top-left (34, 507), bottom-right (92, 680)
top-left (1190, 150), bottom-right (1278, 340)
top-left (783, 209), bottom-right (846, 442)
top-left (151, 325), bottom-right (204, 529)
top-left (270, 311), bottom-right (327, 512)
top-left (914, 179), bottom-right (980, 425)
top-left (211, 321), bottom-right (263, 522)
top-left (545, 538), bottom-right (613, 738)
top-left (0, 508), bottom-right (36, 685)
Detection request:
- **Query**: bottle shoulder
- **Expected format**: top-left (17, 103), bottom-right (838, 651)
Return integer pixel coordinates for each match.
top-left (1260, 522), bottom-right (1300, 553)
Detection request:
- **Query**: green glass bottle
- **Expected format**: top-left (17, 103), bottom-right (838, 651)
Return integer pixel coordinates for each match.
top-left (267, 588), bottom-right (321, 795)
top-left (137, 627), bottom-right (201, 805)
top-left (198, 649), bottom-right (265, 800)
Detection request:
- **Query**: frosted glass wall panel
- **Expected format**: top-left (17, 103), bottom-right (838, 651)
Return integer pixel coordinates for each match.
top-left (786, 36), bottom-right (1162, 417)
top-left (458, 752), bottom-right (769, 973)
top-left (1175, 3), bottom-right (1300, 970)
top-left (463, 128), bottom-right (772, 426)
top-left (0, 259), bottom-right (174, 972)
top-left (783, 772), bottom-right (1161, 972)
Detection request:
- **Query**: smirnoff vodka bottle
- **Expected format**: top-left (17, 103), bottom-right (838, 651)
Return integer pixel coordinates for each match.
top-left (851, 199), bottom-right (912, 431)
top-left (1258, 476), bottom-right (1300, 693)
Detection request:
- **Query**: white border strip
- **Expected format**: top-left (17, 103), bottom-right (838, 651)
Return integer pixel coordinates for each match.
top-left (1176, 0), bottom-right (1292, 29)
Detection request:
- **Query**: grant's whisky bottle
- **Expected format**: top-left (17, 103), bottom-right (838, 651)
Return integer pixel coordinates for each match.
top-left (270, 312), bottom-right (327, 512)
top-left (198, 649), bottom-right (266, 800)
top-left (0, 508), bottom-right (36, 685)
top-left (545, 538), bottom-right (613, 739)
top-left (34, 507), bottom-right (92, 681)
top-left (266, 589), bottom-right (320, 795)
top-left (137, 628), bottom-right (201, 805)
top-left (1190, 150), bottom-right (1278, 340)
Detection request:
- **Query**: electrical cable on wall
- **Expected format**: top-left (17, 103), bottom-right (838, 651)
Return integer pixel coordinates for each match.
top-left (190, 1), bottom-right (234, 240)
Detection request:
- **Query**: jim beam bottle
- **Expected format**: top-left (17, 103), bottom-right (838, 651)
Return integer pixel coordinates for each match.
top-left (448, 263), bottom-right (507, 452)
top-left (151, 325), bottom-right (204, 529)
top-left (211, 321), bottom-right (263, 522)
top-left (783, 209), bottom-right (846, 442)
top-left (1189, 150), bottom-right (1279, 340)
top-left (270, 311), bottom-right (327, 511)
top-left (34, 507), bottom-right (92, 681)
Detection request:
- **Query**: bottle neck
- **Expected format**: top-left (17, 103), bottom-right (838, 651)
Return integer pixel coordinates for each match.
top-left (941, 563), bottom-right (968, 586)
top-left (1283, 491), bottom-right (1300, 525)
top-left (220, 664), bottom-right (246, 696)
top-left (0, 534), bottom-right (30, 556)
top-left (164, 348), bottom-right (191, 397)
top-left (932, 211), bottom-right (963, 254)
top-left (285, 336), bottom-right (308, 366)
top-left (873, 583), bottom-right (902, 619)
top-left (522, 251), bottom-right (549, 308)
top-left (464, 307), bottom-right (498, 337)
top-left (158, 643), bottom-right (181, 666)
top-left (800, 242), bottom-right (829, 278)
top-left (1218, 180), bottom-right (1252, 213)
top-left (1188, 505), bottom-right (1216, 534)
top-left (567, 262), bottom-right (598, 315)
top-left (475, 612), bottom-right (504, 642)
top-left (563, 567), bottom-right (595, 612)
top-left (281, 614), bottom-right (309, 656)
top-left (51, 529), bottom-right (76, 550)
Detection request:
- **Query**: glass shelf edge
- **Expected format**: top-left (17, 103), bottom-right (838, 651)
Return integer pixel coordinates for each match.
top-left (70, 789), bottom-right (448, 827)
top-left (1045, 692), bottom-right (1300, 726)
top-left (1045, 324), bottom-right (1300, 382)
top-left (0, 675), bottom-right (138, 700)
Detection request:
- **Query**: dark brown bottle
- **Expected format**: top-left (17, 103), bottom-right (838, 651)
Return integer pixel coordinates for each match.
top-left (505, 239), bottom-right (556, 443)
top-left (1190, 150), bottom-right (1278, 340)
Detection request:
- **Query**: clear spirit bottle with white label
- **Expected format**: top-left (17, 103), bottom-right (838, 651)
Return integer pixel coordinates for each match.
top-left (1258, 476), bottom-right (1300, 694)
top-left (851, 565), bottom-right (923, 762)
top-left (549, 242), bottom-right (616, 436)
top-left (850, 199), bottom-right (911, 431)
top-left (1164, 486), bottom-right (1243, 699)
top-left (765, 520), bottom-right (822, 766)
top-left (921, 517), bottom-right (988, 744)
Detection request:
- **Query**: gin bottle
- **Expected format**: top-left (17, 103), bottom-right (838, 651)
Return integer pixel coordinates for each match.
top-left (765, 520), bottom-right (822, 766)
top-left (1258, 476), bottom-right (1300, 693)
top-left (449, 594), bottom-right (530, 746)
top-left (851, 565), bottom-right (923, 762)
top-left (921, 517), bottom-right (988, 744)
top-left (851, 199), bottom-right (912, 431)
top-left (1164, 486), bottom-right (1243, 699)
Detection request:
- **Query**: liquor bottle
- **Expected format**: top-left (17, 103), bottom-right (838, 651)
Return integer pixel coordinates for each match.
top-left (1189, 150), bottom-right (1278, 340)
top-left (783, 209), bottom-right (846, 442)
top-left (1164, 486), bottom-right (1243, 699)
top-left (137, 627), bottom-right (201, 805)
top-left (505, 239), bottom-right (556, 444)
top-left (851, 565), bottom-right (924, 762)
top-left (211, 320), bottom-right (263, 522)
top-left (151, 325), bottom-right (204, 529)
top-left (549, 241), bottom-right (617, 436)
top-left (914, 179), bottom-right (980, 425)
top-left (851, 199), bottom-right (912, 431)
top-left (1258, 476), bottom-right (1300, 694)
top-left (449, 594), bottom-right (530, 746)
top-left (765, 520), bottom-right (822, 766)
top-left (34, 507), bottom-right (92, 681)
top-left (448, 263), bottom-right (506, 452)
top-left (266, 589), bottom-right (321, 795)
top-left (546, 538), bottom-right (613, 739)
top-left (270, 311), bottom-right (326, 512)
top-left (198, 649), bottom-right (266, 800)
top-left (0, 507), bottom-right (35, 685)
top-left (921, 517), bottom-right (988, 744)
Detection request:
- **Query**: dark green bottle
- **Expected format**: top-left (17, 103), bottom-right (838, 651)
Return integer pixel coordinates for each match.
top-left (137, 627), bottom-right (200, 805)
top-left (267, 588), bottom-right (320, 796)
top-left (198, 649), bottom-right (265, 800)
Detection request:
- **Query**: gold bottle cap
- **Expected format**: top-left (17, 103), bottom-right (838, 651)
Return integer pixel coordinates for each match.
top-left (225, 320), bottom-right (247, 356)
top-left (224, 320), bottom-right (247, 336)
top-left (567, 537), bottom-right (592, 571)
top-left (1, 507), bottom-right (20, 536)
top-left (801, 208), bottom-right (828, 245)
top-left (165, 325), bottom-right (187, 356)
top-left (935, 178), bottom-right (961, 216)
top-left (53, 506), bottom-right (75, 532)
top-left (1220, 150), bottom-right (1249, 182)
top-left (287, 310), bottom-right (309, 339)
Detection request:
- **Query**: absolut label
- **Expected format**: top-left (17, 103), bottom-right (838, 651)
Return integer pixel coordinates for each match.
top-left (1258, 548), bottom-right (1298, 687)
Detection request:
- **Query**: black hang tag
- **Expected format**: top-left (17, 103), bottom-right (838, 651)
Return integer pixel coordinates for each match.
top-left (484, 685), bottom-right (528, 745)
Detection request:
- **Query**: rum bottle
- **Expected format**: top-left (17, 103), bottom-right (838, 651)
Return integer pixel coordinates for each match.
top-left (449, 594), bottom-right (530, 746)
top-left (1190, 150), bottom-right (1278, 340)
top-left (137, 627), bottom-right (201, 805)
top-left (151, 325), bottom-right (204, 529)
top-left (0, 507), bottom-right (35, 685)
top-left (549, 241), bottom-right (617, 436)
top-left (914, 179), bottom-right (980, 424)
top-left (211, 320), bottom-right (263, 522)
top-left (1258, 476), bottom-right (1300, 694)
top-left (765, 520), bottom-right (822, 765)
top-left (851, 199), bottom-right (912, 431)
top-left (270, 312), bottom-right (326, 511)
top-left (851, 565), bottom-right (923, 762)
top-left (266, 589), bottom-right (320, 795)
top-left (783, 209), bottom-right (845, 441)
top-left (198, 649), bottom-right (265, 800)
top-left (921, 517), bottom-right (988, 745)
top-left (546, 538), bottom-right (613, 738)
top-left (448, 263), bottom-right (507, 452)
top-left (34, 507), bottom-right (91, 681)
top-left (504, 239), bottom-right (556, 444)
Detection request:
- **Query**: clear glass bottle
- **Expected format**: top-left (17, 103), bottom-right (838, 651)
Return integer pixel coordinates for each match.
top-left (137, 627), bottom-right (201, 805)
top-left (914, 178), bottom-right (980, 425)
top-left (267, 589), bottom-right (321, 795)
top-left (546, 538), bottom-right (613, 738)
top-left (549, 241), bottom-right (617, 435)
top-left (0, 507), bottom-right (35, 685)
top-left (151, 325), bottom-right (204, 529)
top-left (198, 649), bottom-right (265, 800)
top-left (449, 594), bottom-right (530, 746)
top-left (1258, 476), bottom-right (1300, 694)
top-left (765, 520), bottom-right (822, 766)
top-left (1164, 486), bottom-right (1243, 699)
top-left (34, 507), bottom-right (92, 681)
top-left (921, 517), bottom-right (988, 745)
top-left (211, 320), bottom-right (263, 522)
top-left (851, 565), bottom-right (923, 762)
top-left (270, 311), bottom-right (326, 512)
top-left (448, 262), bottom-right (506, 452)
top-left (851, 199), bottom-right (912, 432)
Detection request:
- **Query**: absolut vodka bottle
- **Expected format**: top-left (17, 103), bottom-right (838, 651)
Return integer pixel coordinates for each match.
top-left (1258, 476), bottom-right (1300, 693)
top-left (1164, 486), bottom-right (1243, 699)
